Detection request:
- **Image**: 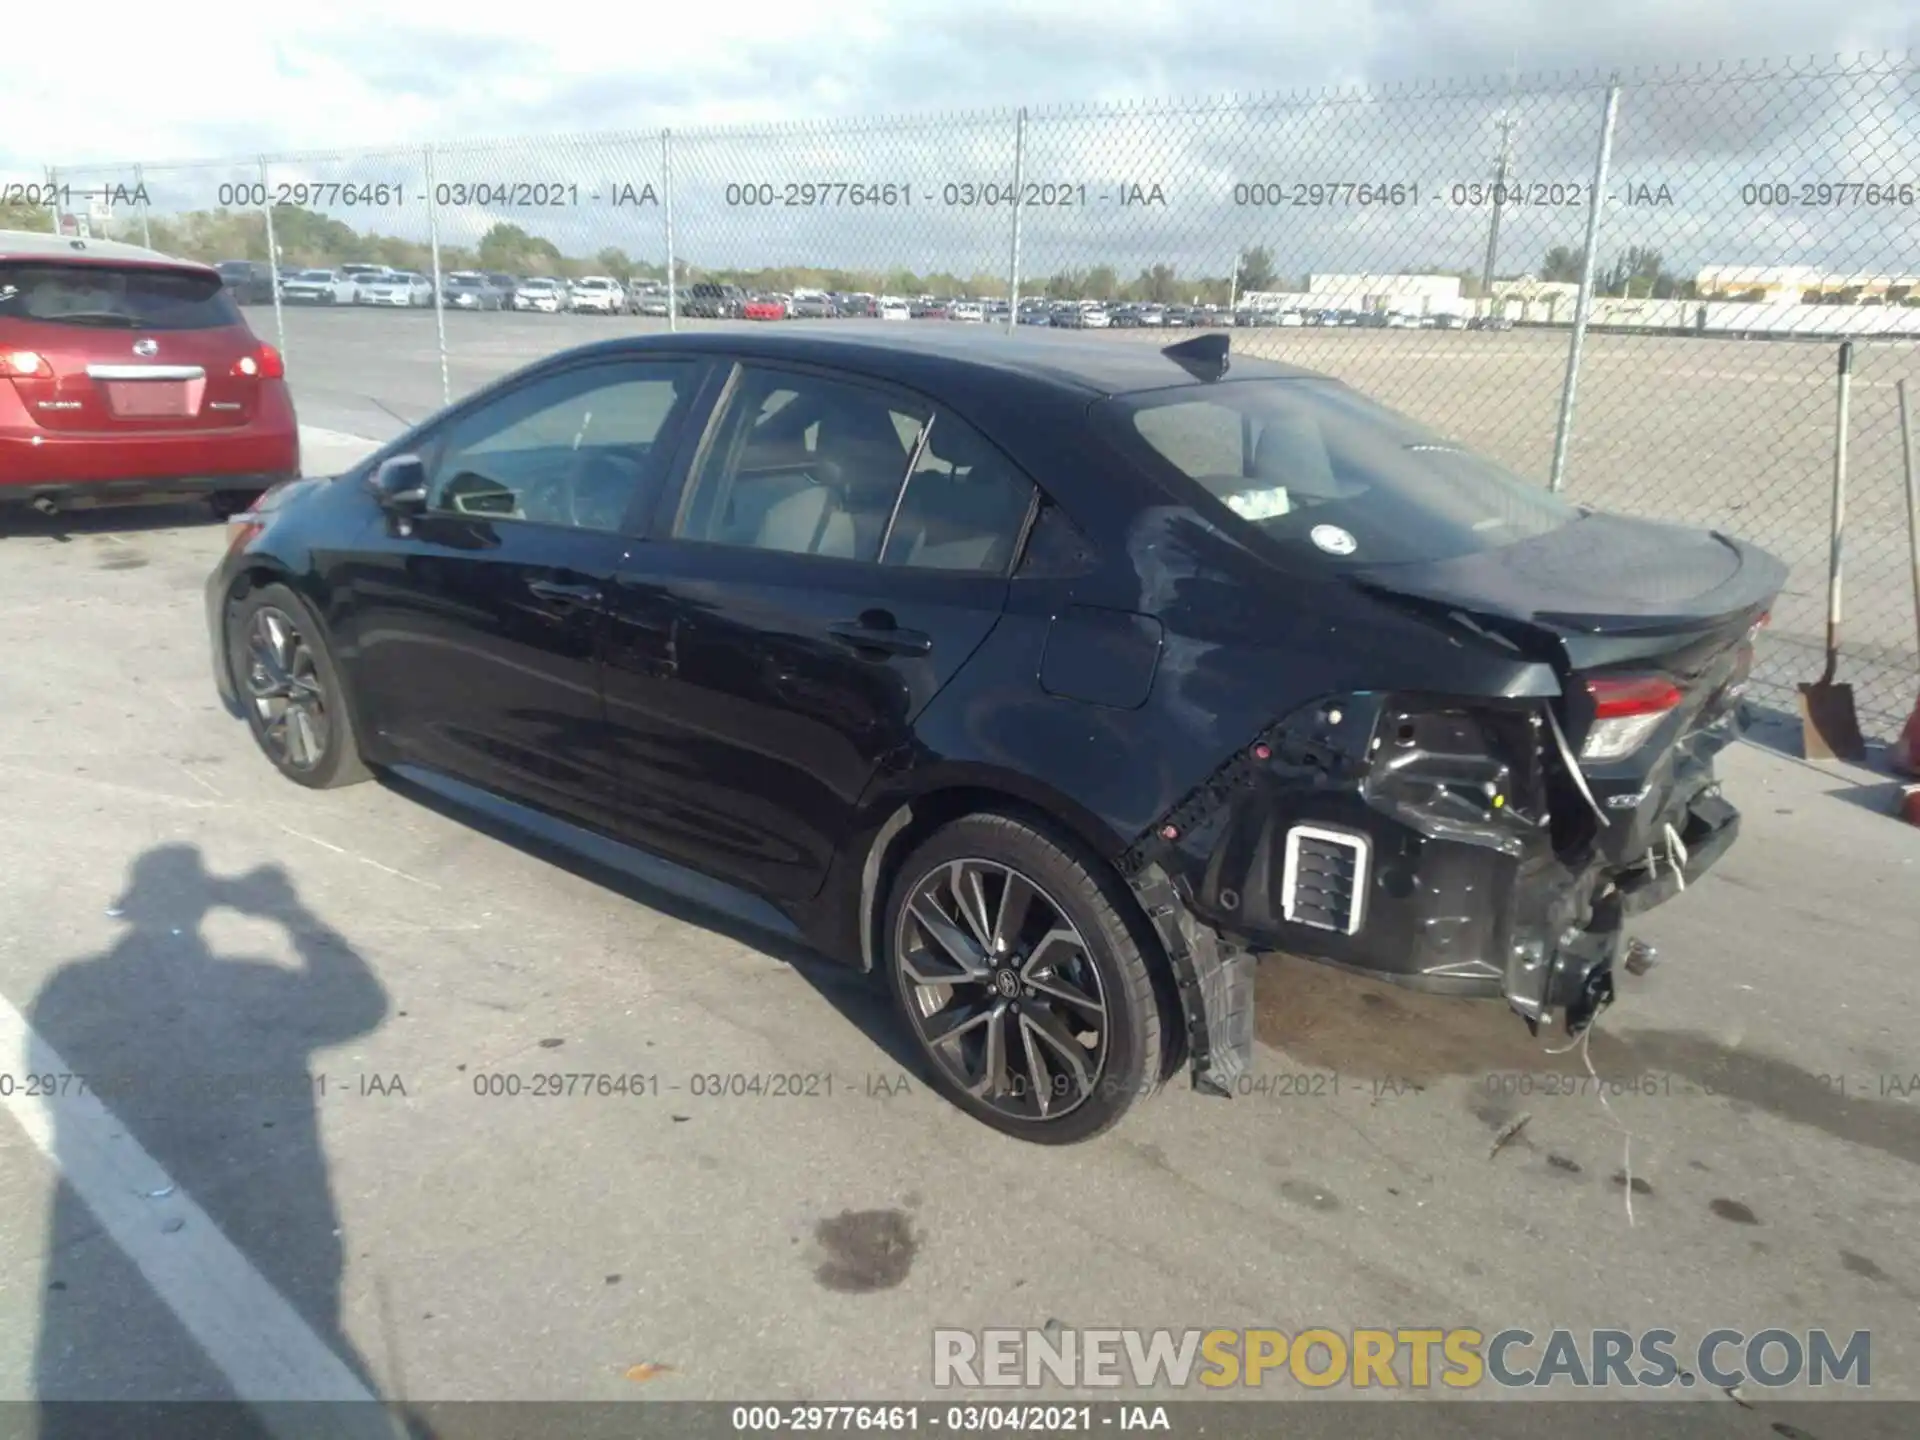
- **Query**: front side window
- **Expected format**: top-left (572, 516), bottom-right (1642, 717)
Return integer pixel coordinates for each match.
top-left (673, 366), bottom-right (928, 562)
top-left (425, 361), bottom-right (699, 532)
top-left (1096, 377), bottom-right (1576, 567)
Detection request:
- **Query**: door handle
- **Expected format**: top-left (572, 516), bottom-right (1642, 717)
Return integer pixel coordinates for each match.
top-left (527, 578), bottom-right (604, 609)
top-left (828, 620), bottom-right (932, 657)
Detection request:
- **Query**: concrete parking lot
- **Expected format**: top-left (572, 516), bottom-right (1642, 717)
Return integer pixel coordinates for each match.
top-left (1, 311), bottom-right (1918, 1431)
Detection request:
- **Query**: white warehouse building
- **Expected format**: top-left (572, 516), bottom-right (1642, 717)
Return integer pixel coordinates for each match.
top-left (1304, 273), bottom-right (1465, 313)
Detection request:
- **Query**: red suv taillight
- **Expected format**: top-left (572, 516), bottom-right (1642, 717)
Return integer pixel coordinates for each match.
top-left (4, 350), bottom-right (54, 379)
top-left (1581, 676), bottom-right (1684, 762)
top-left (230, 344), bottom-right (285, 380)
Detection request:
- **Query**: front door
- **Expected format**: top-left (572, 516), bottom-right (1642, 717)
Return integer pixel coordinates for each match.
top-left (344, 356), bottom-right (707, 834)
top-left (600, 361), bottom-right (1037, 900)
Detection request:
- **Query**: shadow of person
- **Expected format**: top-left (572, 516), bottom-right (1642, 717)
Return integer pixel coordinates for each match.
top-left (26, 845), bottom-right (431, 1439)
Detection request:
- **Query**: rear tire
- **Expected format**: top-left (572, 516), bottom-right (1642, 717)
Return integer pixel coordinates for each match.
top-left (882, 813), bottom-right (1166, 1144)
top-left (208, 489), bottom-right (264, 521)
top-left (225, 583), bottom-right (371, 790)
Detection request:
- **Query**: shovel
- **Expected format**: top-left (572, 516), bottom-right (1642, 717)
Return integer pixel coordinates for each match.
top-left (1799, 341), bottom-right (1867, 761)
top-left (1893, 378), bottom-right (1920, 779)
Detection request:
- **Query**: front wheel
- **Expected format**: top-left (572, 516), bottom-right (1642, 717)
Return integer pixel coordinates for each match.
top-left (208, 489), bottom-right (264, 521)
top-left (225, 583), bottom-right (371, 789)
top-left (882, 813), bottom-right (1167, 1144)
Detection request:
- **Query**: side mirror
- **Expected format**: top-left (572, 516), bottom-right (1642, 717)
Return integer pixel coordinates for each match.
top-left (367, 454), bottom-right (428, 513)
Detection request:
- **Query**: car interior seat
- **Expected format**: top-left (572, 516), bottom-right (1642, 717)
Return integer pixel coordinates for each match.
top-left (887, 426), bottom-right (1031, 572)
top-left (750, 396), bottom-right (913, 559)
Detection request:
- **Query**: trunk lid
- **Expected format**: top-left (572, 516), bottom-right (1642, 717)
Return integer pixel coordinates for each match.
top-left (1350, 511), bottom-right (1786, 678)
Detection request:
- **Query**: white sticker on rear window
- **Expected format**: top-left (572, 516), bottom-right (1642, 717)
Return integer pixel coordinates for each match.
top-left (1311, 523), bottom-right (1357, 555)
top-left (1224, 486), bottom-right (1291, 521)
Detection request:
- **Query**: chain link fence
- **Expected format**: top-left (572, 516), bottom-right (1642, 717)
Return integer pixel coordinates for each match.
top-left (20, 52), bottom-right (1920, 739)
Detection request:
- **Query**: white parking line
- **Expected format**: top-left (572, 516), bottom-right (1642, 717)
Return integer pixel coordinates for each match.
top-left (298, 425), bottom-right (378, 450)
top-left (0, 992), bottom-right (397, 1433)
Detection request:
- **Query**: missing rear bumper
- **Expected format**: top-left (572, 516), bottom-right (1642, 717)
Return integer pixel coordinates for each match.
top-left (1121, 691), bottom-right (1744, 1065)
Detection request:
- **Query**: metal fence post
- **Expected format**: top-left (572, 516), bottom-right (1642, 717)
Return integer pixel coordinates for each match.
top-left (1548, 81), bottom-right (1620, 493)
top-left (662, 129), bottom-right (678, 334)
top-left (134, 163), bottom-right (152, 248)
top-left (1004, 108), bottom-right (1028, 335)
top-left (424, 145), bottom-right (451, 407)
top-left (259, 157), bottom-right (287, 358)
top-left (45, 166), bottom-right (59, 232)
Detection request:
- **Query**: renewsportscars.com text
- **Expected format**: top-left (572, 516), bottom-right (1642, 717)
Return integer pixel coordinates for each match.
top-left (932, 1327), bottom-right (1871, 1390)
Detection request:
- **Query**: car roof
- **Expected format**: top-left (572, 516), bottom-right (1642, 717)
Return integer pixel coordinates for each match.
top-left (0, 228), bottom-right (214, 273)
top-left (562, 327), bottom-right (1326, 399)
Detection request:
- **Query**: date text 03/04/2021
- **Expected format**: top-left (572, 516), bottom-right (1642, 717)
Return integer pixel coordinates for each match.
top-left (0, 1071), bottom-right (405, 1101)
top-left (728, 1404), bottom-right (1172, 1433)
top-left (720, 181), bottom-right (1169, 207)
top-left (208, 181), bottom-right (660, 209)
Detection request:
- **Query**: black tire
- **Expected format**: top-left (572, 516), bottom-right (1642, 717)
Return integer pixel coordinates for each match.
top-left (225, 582), bottom-right (371, 789)
top-left (882, 812), bottom-right (1167, 1144)
top-left (208, 489), bottom-right (264, 521)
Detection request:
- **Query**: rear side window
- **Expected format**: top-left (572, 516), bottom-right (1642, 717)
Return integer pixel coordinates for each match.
top-left (674, 366), bottom-right (928, 562)
top-left (0, 263), bottom-right (242, 331)
top-left (881, 412), bottom-right (1035, 574)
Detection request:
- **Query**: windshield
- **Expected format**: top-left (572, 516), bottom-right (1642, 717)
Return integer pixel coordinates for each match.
top-left (0, 263), bottom-right (242, 331)
top-left (1096, 377), bottom-right (1578, 567)
top-left (296, 270), bottom-right (335, 281)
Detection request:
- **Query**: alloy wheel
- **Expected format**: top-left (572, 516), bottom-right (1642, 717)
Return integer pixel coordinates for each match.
top-left (241, 606), bottom-right (331, 772)
top-left (895, 859), bottom-right (1108, 1121)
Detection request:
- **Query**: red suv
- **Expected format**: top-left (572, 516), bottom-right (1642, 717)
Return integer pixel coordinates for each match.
top-left (1, 230), bottom-right (298, 517)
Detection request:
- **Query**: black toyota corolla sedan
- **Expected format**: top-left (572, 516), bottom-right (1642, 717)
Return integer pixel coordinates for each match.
top-left (205, 329), bottom-right (1785, 1143)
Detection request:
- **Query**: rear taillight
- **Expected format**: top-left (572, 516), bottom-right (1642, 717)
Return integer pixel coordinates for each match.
top-left (231, 344), bottom-right (285, 380)
top-left (1581, 675), bottom-right (1684, 762)
top-left (4, 351), bottom-right (54, 379)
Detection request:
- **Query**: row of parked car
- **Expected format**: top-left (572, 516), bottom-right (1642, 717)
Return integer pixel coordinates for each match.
top-left (1235, 307), bottom-right (1516, 331)
top-left (676, 289), bottom-right (1240, 326)
top-left (212, 261), bottom-right (1521, 330)
top-left (213, 261), bottom-right (680, 315)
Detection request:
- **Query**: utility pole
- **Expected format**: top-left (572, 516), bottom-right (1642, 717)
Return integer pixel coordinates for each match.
top-left (1480, 108), bottom-right (1516, 298)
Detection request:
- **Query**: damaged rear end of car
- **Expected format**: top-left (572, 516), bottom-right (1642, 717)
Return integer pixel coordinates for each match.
top-left (1093, 353), bottom-right (1787, 1096)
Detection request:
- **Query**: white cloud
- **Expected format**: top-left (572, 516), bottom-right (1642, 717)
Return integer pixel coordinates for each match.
top-left (5, 0), bottom-right (1914, 282)
top-left (6, 0), bottom-right (1914, 168)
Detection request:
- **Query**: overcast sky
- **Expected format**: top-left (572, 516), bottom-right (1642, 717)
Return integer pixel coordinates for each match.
top-left (6, 2), bottom-right (1916, 284)
top-left (7, 1), bottom-right (1916, 164)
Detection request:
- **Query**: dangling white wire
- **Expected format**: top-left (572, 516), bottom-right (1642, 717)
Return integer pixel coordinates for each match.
top-left (1544, 1014), bottom-right (1638, 1227)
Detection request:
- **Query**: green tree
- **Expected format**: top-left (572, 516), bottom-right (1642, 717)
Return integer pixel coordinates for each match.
top-left (596, 247), bottom-right (633, 280)
top-left (1136, 263), bottom-right (1177, 303)
top-left (1236, 245), bottom-right (1277, 292)
top-left (477, 222), bottom-right (561, 274)
top-left (1043, 269), bottom-right (1084, 300)
top-left (266, 205), bottom-right (361, 265)
top-left (1, 196), bottom-right (54, 232)
top-left (1083, 264), bottom-right (1118, 301)
top-left (1540, 245), bottom-right (1585, 283)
